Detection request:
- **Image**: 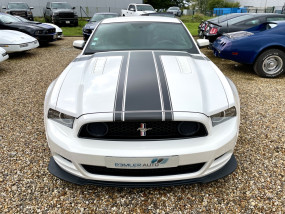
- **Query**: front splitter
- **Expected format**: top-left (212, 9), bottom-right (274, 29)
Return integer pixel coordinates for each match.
top-left (48, 155), bottom-right (237, 187)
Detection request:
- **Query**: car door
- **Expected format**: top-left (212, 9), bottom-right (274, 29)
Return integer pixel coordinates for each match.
top-left (45, 2), bottom-right (51, 21)
top-left (127, 5), bottom-right (135, 16)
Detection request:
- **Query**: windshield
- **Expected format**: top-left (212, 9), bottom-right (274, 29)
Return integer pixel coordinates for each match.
top-left (84, 22), bottom-right (198, 54)
top-left (168, 7), bottom-right (179, 10)
top-left (51, 3), bottom-right (72, 9)
top-left (0, 14), bottom-right (21, 23)
top-left (90, 14), bottom-right (118, 22)
top-left (15, 16), bottom-right (28, 22)
top-left (136, 5), bottom-right (154, 11)
top-left (227, 14), bottom-right (254, 25)
top-left (8, 3), bottom-right (29, 9)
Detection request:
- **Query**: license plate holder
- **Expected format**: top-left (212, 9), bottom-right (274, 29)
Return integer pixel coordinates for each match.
top-left (105, 156), bottom-right (179, 169)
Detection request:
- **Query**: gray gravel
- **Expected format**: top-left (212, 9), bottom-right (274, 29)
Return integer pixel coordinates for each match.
top-left (0, 38), bottom-right (284, 213)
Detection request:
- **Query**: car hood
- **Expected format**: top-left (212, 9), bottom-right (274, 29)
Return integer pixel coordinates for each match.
top-left (52, 9), bottom-right (74, 13)
top-left (0, 30), bottom-right (36, 44)
top-left (55, 51), bottom-right (229, 119)
top-left (8, 22), bottom-right (46, 30)
top-left (84, 22), bottom-right (99, 30)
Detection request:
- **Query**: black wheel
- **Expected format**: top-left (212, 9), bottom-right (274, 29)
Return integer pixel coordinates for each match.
top-left (254, 49), bottom-right (285, 78)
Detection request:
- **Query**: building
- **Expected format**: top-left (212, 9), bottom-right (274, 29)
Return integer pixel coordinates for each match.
top-left (0, 0), bottom-right (143, 17)
top-left (227, 0), bottom-right (285, 8)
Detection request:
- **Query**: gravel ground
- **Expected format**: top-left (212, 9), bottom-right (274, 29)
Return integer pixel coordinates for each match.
top-left (0, 37), bottom-right (284, 213)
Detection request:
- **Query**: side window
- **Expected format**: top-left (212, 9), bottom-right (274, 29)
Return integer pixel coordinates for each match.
top-left (244, 19), bottom-right (261, 26)
top-left (128, 5), bottom-right (135, 11)
top-left (267, 17), bottom-right (285, 21)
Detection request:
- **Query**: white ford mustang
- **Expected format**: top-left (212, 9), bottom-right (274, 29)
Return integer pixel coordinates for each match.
top-left (0, 30), bottom-right (39, 53)
top-left (45, 16), bottom-right (240, 187)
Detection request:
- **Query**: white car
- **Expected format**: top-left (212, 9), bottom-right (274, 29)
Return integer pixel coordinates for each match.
top-left (0, 47), bottom-right (8, 62)
top-left (45, 16), bottom-right (240, 187)
top-left (43, 23), bottom-right (63, 39)
top-left (0, 30), bottom-right (39, 53)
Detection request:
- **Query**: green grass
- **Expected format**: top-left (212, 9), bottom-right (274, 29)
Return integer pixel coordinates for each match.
top-left (184, 23), bottom-right (200, 36)
top-left (33, 15), bottom-right (208, 37)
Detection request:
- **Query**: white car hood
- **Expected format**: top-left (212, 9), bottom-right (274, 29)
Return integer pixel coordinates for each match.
top-left (54, 51), bottom-right (229, 119)
top-left (0, 30), bottom-right (36, 44)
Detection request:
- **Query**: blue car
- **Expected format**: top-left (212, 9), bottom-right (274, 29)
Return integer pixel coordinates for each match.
top-left (82, 12), bottom-right (119, 41)
top-left (212, 21), bottom-right (285, 78)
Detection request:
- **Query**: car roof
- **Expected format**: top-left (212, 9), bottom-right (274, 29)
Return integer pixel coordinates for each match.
top-left (102, 16), bottom-right (181, 24)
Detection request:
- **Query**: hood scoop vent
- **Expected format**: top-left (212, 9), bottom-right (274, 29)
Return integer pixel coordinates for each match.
top-left (176, 56), bottom-right (192, 74)
top-left (92, 56), bottom-right (123, 75)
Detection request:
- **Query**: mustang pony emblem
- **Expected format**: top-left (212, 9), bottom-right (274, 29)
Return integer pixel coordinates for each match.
top-left (137, 123), bottom-right (152, 136)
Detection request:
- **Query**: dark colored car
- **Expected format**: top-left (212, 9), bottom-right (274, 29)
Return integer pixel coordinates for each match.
top-left (43, 2), bottom-right (78, 26)
top-left (0, 13), bottom-right (56, 44)
top-left (198, 13), bottom-right (247, 38)
top-left (212, 21), bottom-right (285, 78)
top-left (2, 2), bottom-right (34, 21)
top-left (82, 13), bottom-right (119, 41)
top-left (204, 13), bottom-right (285, 42)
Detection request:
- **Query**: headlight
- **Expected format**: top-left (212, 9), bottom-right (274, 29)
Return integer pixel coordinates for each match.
top-left (53, 12), bottom-right (59, 16)
top-left (27, 11), bottom-right (32, 15)
top-left (211, 106), bottom-right (237, 126)
top-left (74, 11), bottom-right (77, 15)
top-left (48, 109), bottom-right (75, 128)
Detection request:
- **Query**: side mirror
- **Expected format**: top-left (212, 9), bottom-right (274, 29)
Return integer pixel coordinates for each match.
top-left (72, 7), bottom-right (76, 10)
top-left (155, 9), bottom-right (158, 12)
top-left (30, 7), bottom-right (34, 10)
top-left (197, 39), bottom-right (209, 48)
top-left (2, 6), bottom-right (6, 9)
top-left (73, 40), bottom-right (85, 50)
top-left (86, 19), bottom-right (90, 22)
top-left (130, 8), bottom-right (135, 12)
top-left (46, 7), bottom-right (50, 9)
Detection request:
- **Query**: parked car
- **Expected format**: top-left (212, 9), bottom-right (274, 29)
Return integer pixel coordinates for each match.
top-left (0, 13), bottom-right (56, 44)
top-left (2, 2), bottom-right (34, 21)
top-left (166, 7), bottom-right (182, 16)
top-left (14, 16), bottom-right (63, 39)
top-left (141, 12), bottom-right (175, 17)
top-left (43, 2), bottom-right (78, 26)
top-left (0, 30), bottom-right (39, 53)
top-left (82, 12), bottom-right (119, 41)
top-left (198, 13), bottom-right (247, 38)
top-left (121, 4), bottom-right (155, 16)
top-left (45, 16), bottom-right (240, 187)
top-left (204, 13), bottom-right (285, 42)
top-left (0, 47), bottom-right (8, 62)
top-left (212, 21), bottom-right (285, 78)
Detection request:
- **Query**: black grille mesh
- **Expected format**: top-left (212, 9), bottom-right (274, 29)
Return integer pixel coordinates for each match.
top-left (78, 121), bottom-right (207, 140)
top-left (82, 163), bottom-right (205, 177)
top-left (59, 13), bottom-right (74, 18)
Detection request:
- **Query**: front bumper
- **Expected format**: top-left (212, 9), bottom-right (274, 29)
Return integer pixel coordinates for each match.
top-left (45, 112), bottom-right (239, 185)
top-left (49, 154), bottom-right (237, 187)
top-left (52, 17), bottom-right (78, 25)
top-left (2, 40), bottom-right (39, 53)
top-left (36, 34), bottom-right (57, 43)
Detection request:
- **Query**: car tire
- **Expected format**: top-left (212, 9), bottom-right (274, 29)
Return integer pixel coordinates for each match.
top-left (254, 49), bottom-right (285, 78)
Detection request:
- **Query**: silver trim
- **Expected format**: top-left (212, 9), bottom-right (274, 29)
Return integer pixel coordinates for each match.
top-left (122, 51), bottom-right (131, 121)
top-left (152, 51), bottom-right (165, 121)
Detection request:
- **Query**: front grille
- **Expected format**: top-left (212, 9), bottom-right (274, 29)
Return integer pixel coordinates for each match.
top-left (82, 163), bottom-right (205, 177)
top-left (78, 121), bottom-right (208, 140)
top-left (11, 11), bottom-right (27, 17)
top-left (46, 29), bottom-right (56, 34)
top-left (58, 13), bottom-right (74, 18)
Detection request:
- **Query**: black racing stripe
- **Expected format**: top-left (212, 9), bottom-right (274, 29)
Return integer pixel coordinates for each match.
top-left (124, 112), bottom-right (163, 121)
top-left (124, 52), bottom-right (162, 120)
top-left (154, 52), bottom-right (173, 121)
top-left (113, 52), bottom-right (130, 121)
